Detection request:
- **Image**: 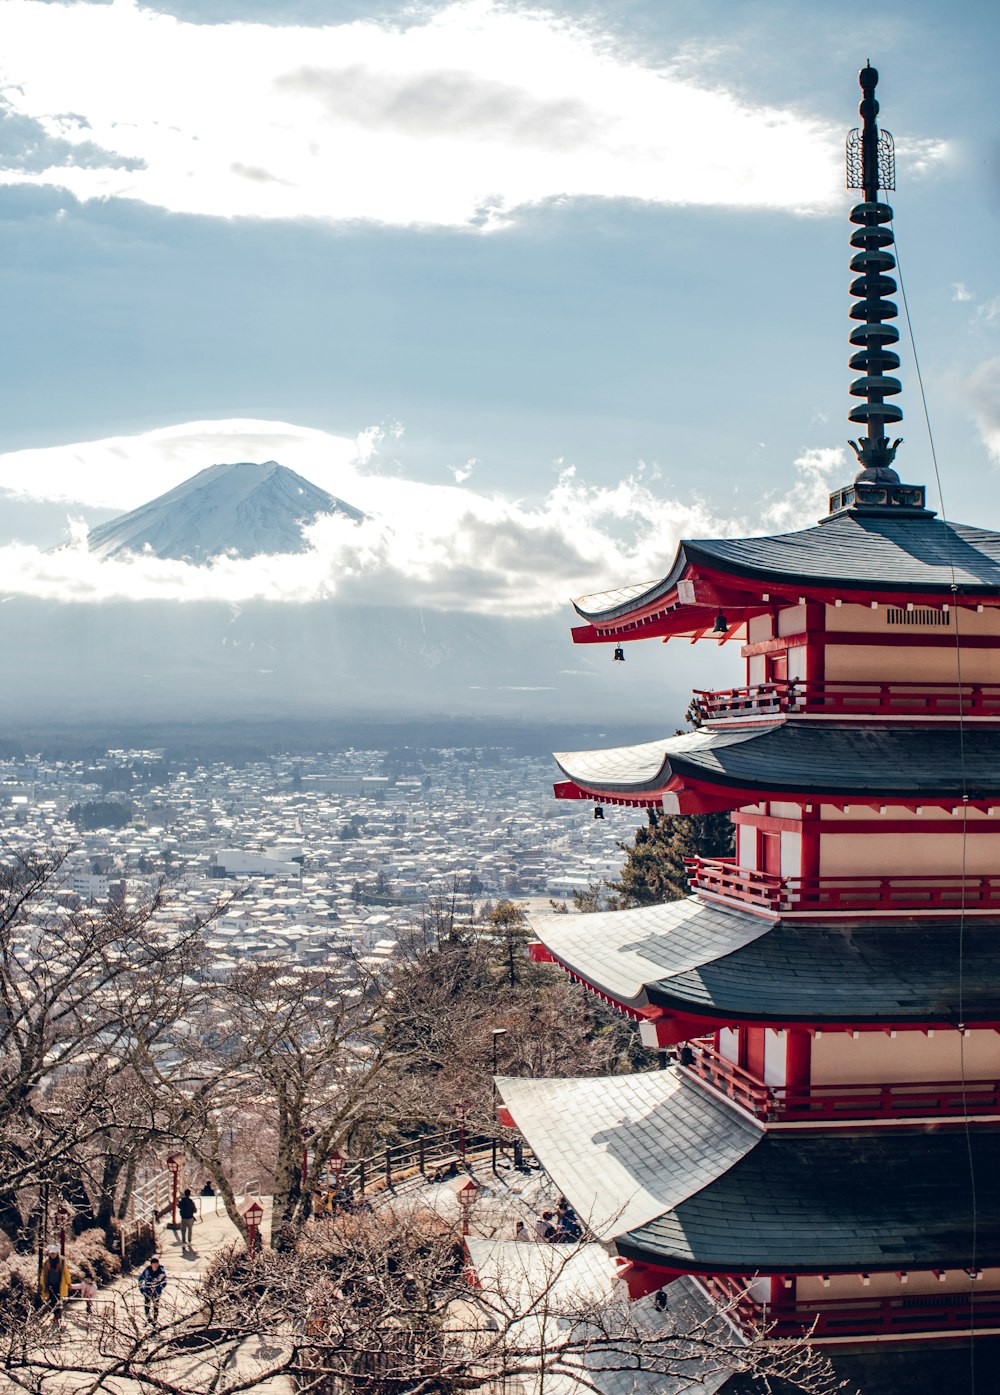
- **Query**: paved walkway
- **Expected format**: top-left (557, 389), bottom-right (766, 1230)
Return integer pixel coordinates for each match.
top-left (35, 1195), bottom-right (294, 1394)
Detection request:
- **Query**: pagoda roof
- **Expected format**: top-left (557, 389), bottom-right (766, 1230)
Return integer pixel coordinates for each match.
top-left (528, 898), bottom-right (1000, 1025)
top-left (723, 1338), bottom-right (1000, 1395)
top-left (498, 1070), bottom-right (1000, 1273)
top-left (617, 1124), bottom-right (1000, 1273)
top-left (574, 513), bottom-right (1000, 626)
top-left (494, 1071), bottom-right (760, 1239)
top-left (464, 1243), bottom-right (733, 1395)
top-left (554, 722), bottom-right (1000, 804)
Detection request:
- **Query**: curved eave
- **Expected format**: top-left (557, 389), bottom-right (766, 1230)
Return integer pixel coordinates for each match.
top-left (570, 516), bottom-right (1000, 640)
top-left (495, 1070), bottom-right (761, 1241)
top-left (614, 1126), bottom-right (1000, 1275)
top-left (529, 899), bottom-right (1000, 1028)
top-left (554, 723), bottom-right (1000, 806)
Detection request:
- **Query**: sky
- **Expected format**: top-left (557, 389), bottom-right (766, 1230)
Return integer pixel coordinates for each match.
top-left (2, 0), bottom-right (1000, 623)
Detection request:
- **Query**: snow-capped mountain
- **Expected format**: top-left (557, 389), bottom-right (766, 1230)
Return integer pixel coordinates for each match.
top-left (87, 460), bottom-right (363, 562)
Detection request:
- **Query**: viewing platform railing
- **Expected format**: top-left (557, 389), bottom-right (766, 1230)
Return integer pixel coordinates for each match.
top-left (686, 855), bottom-right (1000, 913)
top-left (686, 1042), bottom-right (1000, 1123)
top-left (691, 679), bottom-right (1000, 723)
top-left (329, 1127), bottom-right (531, 1200)
top-left (704, 1273), bottom-right (1000, 1340)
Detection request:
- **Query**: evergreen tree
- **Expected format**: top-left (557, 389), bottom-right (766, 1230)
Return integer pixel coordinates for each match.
top-left (611, 809), bottom-right (734, 906)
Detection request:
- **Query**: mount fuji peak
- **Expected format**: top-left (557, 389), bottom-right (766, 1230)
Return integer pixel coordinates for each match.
top-left (87, 461), bottom-right (364, 562)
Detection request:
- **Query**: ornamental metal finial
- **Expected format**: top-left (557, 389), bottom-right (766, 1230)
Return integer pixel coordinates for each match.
top-left (845, 63), bottom-right (903, 482)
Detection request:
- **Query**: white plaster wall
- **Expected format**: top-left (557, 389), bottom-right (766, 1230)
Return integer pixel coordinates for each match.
top-left (820, 806), bottom-right (998, 825)
top-left (748, 653), bottom-right (766, 685)
top-left (718, 1027), bottom-right (739, 1064)
top-left (748, 614), bottom-right (773, 643)
top-left (763, 1028), bottom-right (785, 1086)
top-left (778, 605), bottom-right (807, 637)
top-left (780, 831), bottom-right (801, 877)
top-left (787, 644), bottom-right (807, 680)
top-left (825, 644), bottom-right (998, 683)
top-left (797, 1268), bottom-right (1000, 1301)
top-left (825, 605), bottom-right (1000, 636)
top-left (770, 802), bottom-right (803, 820)
top-left (811, 1030), bottom-right (1000, 1086)
top-left (819, 832), bottom-right (1000, 876)
top-left (737, 825), bottom-right (756, 868)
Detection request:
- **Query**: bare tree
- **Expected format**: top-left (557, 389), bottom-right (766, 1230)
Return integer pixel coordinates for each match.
top-left (135, 955), bottom-right (410, 1246)
top-left (0, 847), bottom-right (209, 1244)
top-left (0, 1205), bottom-right (846, 1395)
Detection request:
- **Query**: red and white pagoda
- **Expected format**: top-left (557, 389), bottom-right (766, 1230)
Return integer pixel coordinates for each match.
top-left (497, 66), bottom-right (1000, 1391)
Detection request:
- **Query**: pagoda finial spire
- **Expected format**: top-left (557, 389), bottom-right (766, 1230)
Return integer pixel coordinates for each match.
top-left (845, 63), bottom-right (903, 482)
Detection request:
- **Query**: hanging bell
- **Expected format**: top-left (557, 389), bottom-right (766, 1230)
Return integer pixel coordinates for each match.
top-left (593, 805), bottom-right (605, 820)
top-left (712, 610), bottom-right (729, 635)
top-left (613, 645), bottom-right (625, 662)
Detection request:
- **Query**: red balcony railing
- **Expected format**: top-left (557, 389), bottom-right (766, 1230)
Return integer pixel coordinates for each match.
top-left (686, 856), bottom-right (1000, 913)
top-left (692, 679), bottom-right (1000, 723)
top-left (705, 1273), bottom-right (1000, 1340)
top-left (687, 1043), bottom-right (1000, 1122)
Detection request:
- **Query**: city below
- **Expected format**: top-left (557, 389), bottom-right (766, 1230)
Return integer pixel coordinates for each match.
top-left (0, 743), bottom-right (639, 966)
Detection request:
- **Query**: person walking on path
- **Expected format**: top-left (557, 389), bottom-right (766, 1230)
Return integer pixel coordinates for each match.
top-left (38, 1245), bottom-right (72, 1323)
top-left (137, 1255), bottom-right (167, 1325)
top-left (178, 1189), bottom-right (197, 1249)
top-left (70, 1272), bottom-right (99, 1317)
top-left (200, 1179), bottom-right (216, 1216)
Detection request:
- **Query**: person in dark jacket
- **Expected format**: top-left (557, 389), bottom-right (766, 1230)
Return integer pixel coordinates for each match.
top-left (137, 1256), bottom-right (167, 1324)
top-left (178, 1189), bottom-right (197, 1249)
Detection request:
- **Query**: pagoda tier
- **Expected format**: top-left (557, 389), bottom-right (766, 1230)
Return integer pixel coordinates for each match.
top-left (503, 65), bottom-right (998, 1374)
top-left (554, 722), bottom-right (1000, 808)
top-left (526, 900), bottom-right (1000, 1030)
top-left (496, 1073), bottom-right (1000, 1284)
top-left (571, 513), bottom-right (1000, 647)
top-left (727, 1343), bottom-right (1000, 1395)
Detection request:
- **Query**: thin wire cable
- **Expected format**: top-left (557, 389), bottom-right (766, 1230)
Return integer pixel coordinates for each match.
top-left (894, 222), bottom-right (978, 1371)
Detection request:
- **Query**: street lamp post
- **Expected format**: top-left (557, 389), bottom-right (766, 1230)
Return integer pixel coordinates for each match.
top-left (244, 1200), bottom-right (264, 1258)
top-left (455, 1177), bottom-right (479, 1239)
top-left (166, 1154), bottom-right (182, 1230)
top-left (453, 1102), bottom-right (469, 1161)
top-left (491, 1028), bottom-right (508, 1172)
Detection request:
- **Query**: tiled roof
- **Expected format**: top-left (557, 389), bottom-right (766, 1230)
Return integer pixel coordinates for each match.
top-left (495, 1072), bottom-right (760, 1239)
top-left (464, 1243), bottom-right (734, 1395)
top-left (618, 1125), bottom-right (1000, 1272)
top-left (529, 899), bottom-right (1000, 1023)
top-left (528, 899), bottom-right (771, 1006)
top-left (554, 723), bottom-right (1000, 799)
top-left (574, 513), bottom-right (1000, 624)
top-left (724, 1337), bottom-right (1000, 1395)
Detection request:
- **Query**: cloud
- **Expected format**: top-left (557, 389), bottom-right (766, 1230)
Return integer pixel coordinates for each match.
top-left (0, 419), bottom-right (364, 510)
top-left (0, 419), bottom-right (843, 614)
top-left (951, 282), bottom-right (973, 303)
top-left (967, 357), bottom-right (1000, 463)
top-left (0, 0), bottom-right (862, 228)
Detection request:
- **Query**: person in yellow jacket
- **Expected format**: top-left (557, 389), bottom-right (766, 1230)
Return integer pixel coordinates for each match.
top-left (38, 1245), bottom-right (72, 1322)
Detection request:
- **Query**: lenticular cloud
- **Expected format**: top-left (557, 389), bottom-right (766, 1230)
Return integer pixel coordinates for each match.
top-left (0, 420), bottom-right (843, 615)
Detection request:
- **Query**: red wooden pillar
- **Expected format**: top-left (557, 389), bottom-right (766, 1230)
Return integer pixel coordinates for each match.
top-left (804, 600), bottom-right (825, 690)
top-left (786, 1029), bottom-right (812, 1112)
